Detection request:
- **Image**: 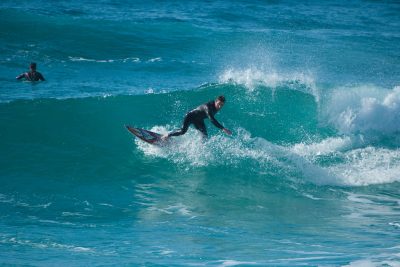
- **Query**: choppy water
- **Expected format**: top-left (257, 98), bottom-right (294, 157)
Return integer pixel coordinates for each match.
top-left (1, 0), bottom-right (400, 266)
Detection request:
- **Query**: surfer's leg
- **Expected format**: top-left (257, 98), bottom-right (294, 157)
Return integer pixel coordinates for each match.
top-left (168, 114), bottom-right (191, 137)
top-left (194, 120), bottom-right (208, 139)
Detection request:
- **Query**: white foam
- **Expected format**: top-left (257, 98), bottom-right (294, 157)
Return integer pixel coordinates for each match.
top-left (68, 56), bottom-right (114, 63)
top-left (217, 260), bottom-right (258, 267)
top-left (389, 222), bottom-right (400, 228)
top-left (61, 212), bottom-right (92, 217)
top-left (136, 124), bottom-right (400, 186)
top-left (342, 259), bottom-right (379, 267)
top-left (2, 237), bottom-right (94, 253)
top-left (291, 136), bottom-right (353, 157)
top-left (0, 194), bottom-right (52, 209)
top-left (68, 56), bottom-right (140, 63)
top-left (302, 193), bottom-right (322, 200)
top-left (137, 126), bottom-right (341, 186)
top-left (160, 249), bottom-right (175, 255)
top-left (329, 147), bottom-right (400, 186)
top-left (148, 57), bottom-right (162, 62)
top-left (164, 203), bottom-right (192, 216)
top-left (218, 67), bottom-right (319, 102)
top-left (137, 127), bottom-right (278, 168)
top-left (326, 85), bottom-right (400, 138)
top-left (291, 138), bottom-right (400, 186)
top-left (342, 259), bottom-right (400, 267)
top-left (145, 203), bottom-right (193, 217)
top-left (344, 192), bottom-right (400, 220)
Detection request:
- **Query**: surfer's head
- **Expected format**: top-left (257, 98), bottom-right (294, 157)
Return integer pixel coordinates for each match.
top-left (30, 62), bottom-right (37, 71)
top-left (215, 95), bottom-right (225, 110)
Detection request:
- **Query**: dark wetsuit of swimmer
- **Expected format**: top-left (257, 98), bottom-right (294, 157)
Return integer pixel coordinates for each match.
top-left (16, 71), bottom-right (45, 82)
top-left (168, 101), bottom-right (224, 138)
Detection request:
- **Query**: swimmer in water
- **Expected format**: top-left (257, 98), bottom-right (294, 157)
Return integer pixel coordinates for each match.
top-left (16, 62), bottom-right (45, 82)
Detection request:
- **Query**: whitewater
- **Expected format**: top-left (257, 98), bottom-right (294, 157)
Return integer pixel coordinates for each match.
top-left (1, 0), bottom-right (400, 266)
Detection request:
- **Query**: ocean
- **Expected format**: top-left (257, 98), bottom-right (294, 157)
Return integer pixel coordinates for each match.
top-left (1, 0), bottom-right (400, 266)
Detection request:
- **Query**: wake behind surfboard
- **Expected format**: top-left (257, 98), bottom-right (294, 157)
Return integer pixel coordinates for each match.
top-left (125, 125), bottom-right (164, 145)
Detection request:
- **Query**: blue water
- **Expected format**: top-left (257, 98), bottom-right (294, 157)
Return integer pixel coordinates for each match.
top-left (1, 0), bottom-right (400, 266)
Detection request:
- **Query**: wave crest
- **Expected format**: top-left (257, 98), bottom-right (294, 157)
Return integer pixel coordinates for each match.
top-left (218, 67), bottom-right (320, 102)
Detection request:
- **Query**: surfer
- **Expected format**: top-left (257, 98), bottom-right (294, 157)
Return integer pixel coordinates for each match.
top-left (16, 62), bottom-right (45, 82)
top-left (163, 95), bottom-right (232, 140)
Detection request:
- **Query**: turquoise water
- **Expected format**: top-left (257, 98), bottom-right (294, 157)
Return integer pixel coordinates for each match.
top-left (1, 1), bottom-right (400, 266)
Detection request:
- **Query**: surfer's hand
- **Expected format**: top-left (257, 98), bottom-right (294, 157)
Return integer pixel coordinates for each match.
top-left (223, 128), bottom-right (232, 135)
top-left (161, 135), bottom-right (170, 141)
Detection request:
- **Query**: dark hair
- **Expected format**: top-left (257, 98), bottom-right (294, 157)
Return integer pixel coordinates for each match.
top-left (217, 95), bottom-right (225, 103)
top-left (30, 62), bottom-right (37, 69)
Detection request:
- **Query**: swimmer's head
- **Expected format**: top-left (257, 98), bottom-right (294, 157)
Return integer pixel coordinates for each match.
top-left (30, 62), bottom-right (37, 71)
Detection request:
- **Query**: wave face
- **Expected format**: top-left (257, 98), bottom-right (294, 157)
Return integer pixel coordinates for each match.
top-left (1, 0), bottom-right (400, 266)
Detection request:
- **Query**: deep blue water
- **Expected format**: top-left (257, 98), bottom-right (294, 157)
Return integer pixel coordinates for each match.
top-left (1, 0), bottom-right (400, 266)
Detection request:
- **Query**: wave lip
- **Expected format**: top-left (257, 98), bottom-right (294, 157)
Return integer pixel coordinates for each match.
top-left (218, 67), bottom-right (319, 102)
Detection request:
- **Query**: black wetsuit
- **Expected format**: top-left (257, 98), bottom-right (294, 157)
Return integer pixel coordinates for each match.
top-left (16, 71), bottom-right (45, 81)
top-left (168, 101), bottom-right (224, 138)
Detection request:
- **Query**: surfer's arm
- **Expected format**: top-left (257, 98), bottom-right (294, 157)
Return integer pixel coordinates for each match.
top-left (210, 115), bottom-right (224, 130)
top-left (206, 108), bottom-right (224, 130)
top-left (205, 107), bottom-right (231, 135)
top-left (210, 115), bottom-right (232, 135)
top-left (16, 73), bottom-right (26, 80)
